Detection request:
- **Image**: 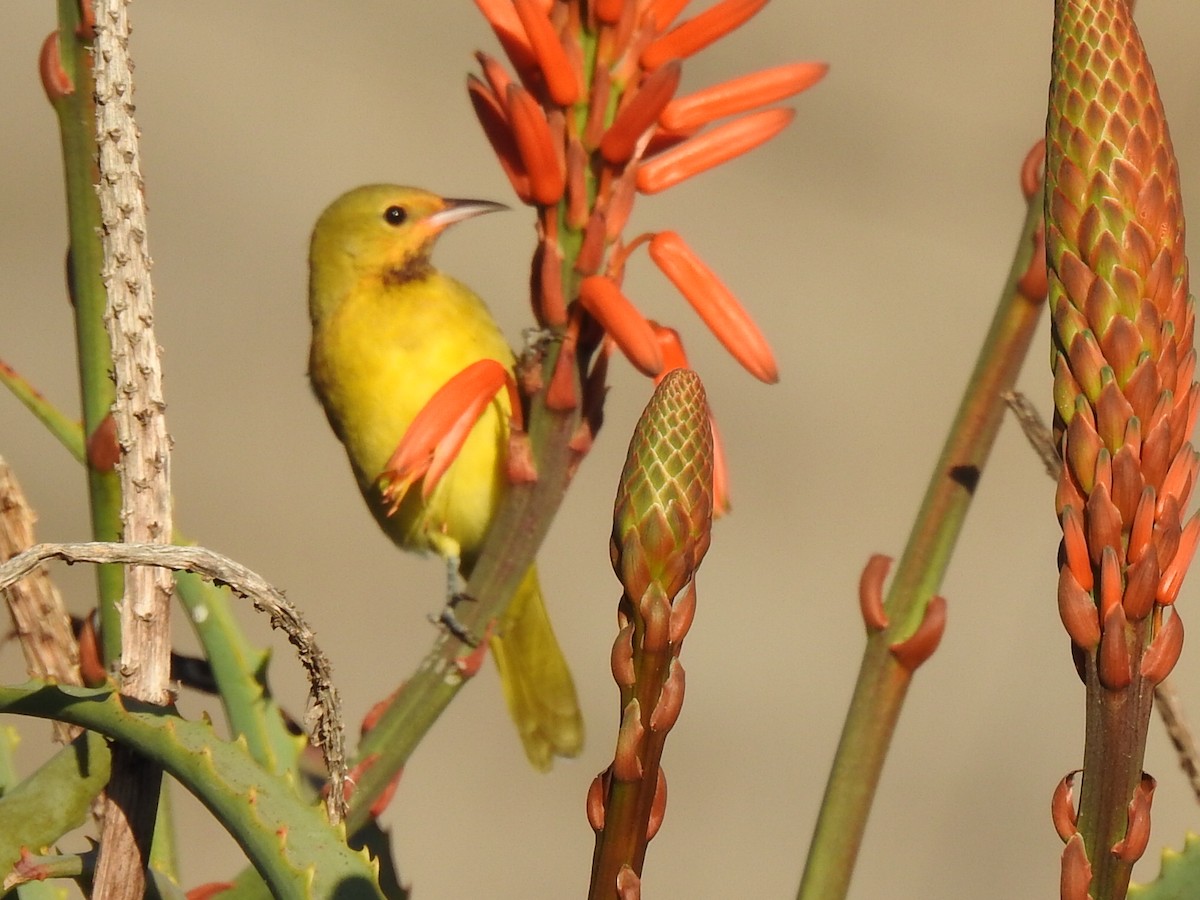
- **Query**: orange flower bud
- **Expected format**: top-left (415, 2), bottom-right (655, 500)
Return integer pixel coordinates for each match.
top-left (646, 768), bottom-right (668, 841)
top-left (641, 0), bottom-right (769, 71)
top-left (1061, 505), bottom-right (1094, 591)
top-left (533, 236), bottom-right (569, 326)
top-left (1060, 834), bottom-right (1092, 900)
top-left (473, 0), bottom-right (539, 82)
top-left (578, 275), bottom-right (664, 377)
top-left (599, 61), bottom-right (682, 165)
top-left (889, 595), bottom-right (947, 673)
top-left (378, 359), bottom-right (510, 510)
top-left (637, 107), bottom-right (794, 194)
top-left (39, 32), bottom-right (74, 103)
top-left (648, 323), bottom-right (732, 515)
top-left (1058, 566), bottom-right (1100, 649)
top-left (468, 77), bottom-right (532, 203)
top-left (660, 61), bottom-right (827, 132)
top-left (507, 84), bottom-right (566, 206)
top-left (475, 50), bottom-right (515, 102)
top-left (858, 554), bottom-right (892, 632)
top-left (1051, 771), bottom-right (1080, 842)
top-left (644, 0), bottom-right (691, 31)
top-left (1021, 140), bottom-right (1046, 200)
top-left (613, 699), bottom-right (645, 781)
top-left (649, 230), bottom-right (778, 382)
top-left (586, 773), bottom-right (607, 831)
top-left (1158, 513), bottom-right (1200, 605)
top-left (1098, 603), bottom-right (1132, 690)
top-left (595, 0), bottom-right (625, 25)
top-left (513, 0), bottom-right (581, 106)
top-left (1140, 609), bottom-right (1184, 684)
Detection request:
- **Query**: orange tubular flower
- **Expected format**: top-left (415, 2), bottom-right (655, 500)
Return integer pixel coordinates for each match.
top-left (378, 359), bottom-right (513, 510)
top-left (466, 0), bottom-right (819, 515)
top-left (579, 275), bottom-right (664, 377)
top-left (659, 61), bottom-right (828, 132)
top-left (506, 83), bottom-right (566, 206)
top-left (649, 230), bottom-right (779, 383)
top-left (599, 60), bottom-right (682, 165)
top-left (640, 0), bottom-right (770, 71)
top-left (513, 0), bottom-right (581, 106)
top-left (636, 107), bottom-right (795, 194)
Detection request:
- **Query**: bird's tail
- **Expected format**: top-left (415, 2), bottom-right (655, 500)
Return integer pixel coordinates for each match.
top-left (489, 564), bottom-right (583, 770)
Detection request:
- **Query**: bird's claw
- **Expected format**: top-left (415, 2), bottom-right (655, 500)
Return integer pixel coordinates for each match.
top-left (432, 594), bottom-right (479, 646)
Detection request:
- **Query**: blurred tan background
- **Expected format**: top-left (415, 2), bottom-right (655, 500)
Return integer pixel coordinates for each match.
top-left (5, 4), bottom-right (1200, 898)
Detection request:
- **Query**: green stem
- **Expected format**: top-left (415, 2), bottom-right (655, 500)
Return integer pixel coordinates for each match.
top-left (797, 181), bottom-right (1047, 899)
top-left (50, 0), bottom-right (124, 662)
top-left (347, 374), bottom-right (581, 832)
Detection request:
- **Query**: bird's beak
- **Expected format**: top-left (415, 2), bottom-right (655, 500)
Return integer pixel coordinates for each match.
top-left (425, 198), bottom-right (508, 233)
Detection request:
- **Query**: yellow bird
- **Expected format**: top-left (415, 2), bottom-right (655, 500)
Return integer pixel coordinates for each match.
top-left (307, 184), bottom-right (583, 770)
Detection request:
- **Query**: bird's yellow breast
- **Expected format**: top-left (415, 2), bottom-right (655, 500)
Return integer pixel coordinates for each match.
top-left (309, 269), bottom-right (515, 561)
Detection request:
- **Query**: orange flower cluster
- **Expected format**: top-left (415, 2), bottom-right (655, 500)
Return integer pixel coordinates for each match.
top-left (469, 0), bottom-right (825, 500)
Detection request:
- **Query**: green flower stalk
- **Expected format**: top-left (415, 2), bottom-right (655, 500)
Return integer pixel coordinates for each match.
top-left (1047, 1), bottom-right (1198, 894)
top-left (588, 369), bottom-right (713, 899)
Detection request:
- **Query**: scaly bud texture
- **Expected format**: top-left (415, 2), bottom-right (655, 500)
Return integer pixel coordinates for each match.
top-left (589, 369), bottom-right (713, 899)
top-left (1046, 0), bottom-right (1197, 892)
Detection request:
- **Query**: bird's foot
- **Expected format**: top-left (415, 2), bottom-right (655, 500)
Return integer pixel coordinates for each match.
top-left (431, 593), bottom-right (479, 646)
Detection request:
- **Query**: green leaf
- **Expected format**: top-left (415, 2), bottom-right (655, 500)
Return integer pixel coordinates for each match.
top-left (0, 684), bottom-right (382, 900)
top-left (0, 731), bottom-right (110, 876)
top-left (1129, 833), bottom-right (1200, 900)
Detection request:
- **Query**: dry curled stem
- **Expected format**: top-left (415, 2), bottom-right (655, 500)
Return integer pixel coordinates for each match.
top-left (0, 540), bottom-right (347, 821)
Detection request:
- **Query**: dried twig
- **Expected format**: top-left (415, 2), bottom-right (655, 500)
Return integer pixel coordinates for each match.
top-left (0, 457), bottom-right (81, 742)
top-left (0, 540), bottom-right (347, 820)
top-left (92, 1), bottom-right (174, 892)
top-left (1005, 389), bottom-right (1200, 804)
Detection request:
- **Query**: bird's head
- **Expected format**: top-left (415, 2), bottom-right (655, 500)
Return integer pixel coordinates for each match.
top-left (309, 185), bottom-right (506, 320)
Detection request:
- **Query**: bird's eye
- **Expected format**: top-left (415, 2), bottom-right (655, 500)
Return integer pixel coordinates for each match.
top-left (383, 205), bottom-right (407, 226)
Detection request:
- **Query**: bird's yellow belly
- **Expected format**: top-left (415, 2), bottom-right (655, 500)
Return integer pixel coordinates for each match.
top-left (310, 275), bottom-right (513, 561)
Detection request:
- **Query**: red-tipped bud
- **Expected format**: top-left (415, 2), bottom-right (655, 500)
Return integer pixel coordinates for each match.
top-left (600, 61), bottom-right (683, 165)
top-left (644, 0), bottom-right (691, 30)
top-left (378, 359), bottom-right (510, 511)
top-left (1098, 603), bottom-right (1132, 690)
top-left (77, 613), bottom-right (106, 688)
top-left (611, 622), bottom-right (636, 686)
top-left (1060, 834), bottom-right (1092, 900)
top-left (649, 230), bottom-right (778, 382)
top-left (668, 580), bottom-right (696, 643)
top-left (1060, 506), bottom-right (1094, 591)
top-left (889, 595), bottom-right (947, 672)
top-left (613, 699), bottom-right (645, 781)
top-left (660, 62), bottom-right (827, 132)
top-left (637, 107), bottom-right (794, 195)
top-left (1020, 140), bottom-right (1046, 200)
top-left (1058, 566), bottom-right (1101, 649)
top-left (513, 0), bottom-right (581, 106)
top-left (1140, 610), bottom-right (1184, 684)
top-left (86, 413), bottom-right (120, 474)
top-left (507, 84), bottom-right (566, 206)
top-left (468, 77), bottom-right (532, 203)
top-left (641, 0), bottom-right (769, 71)
top-left (1158, 514), bottom-right (1200, 605)
top-left (39, 32), bottom-right (74, 103)
top-left (587, 772), bottom-right (607, 831)
top-left (578, 275), bottom-right (664, 377)
top-left (649, 657), bottom-right (686, 732)
top-left (1051, 770), bottom-right (1080, 842)
top-left (859, 554), bottom-right (892, 632)
top-left (595, 0), bottom-right (625, 25)
top-left (646, 768), bottom-right (668, 840)
top-left (473, 0), bottom-right (539, 81)
top-left (1111, 774), bottom-right (1155, 863)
